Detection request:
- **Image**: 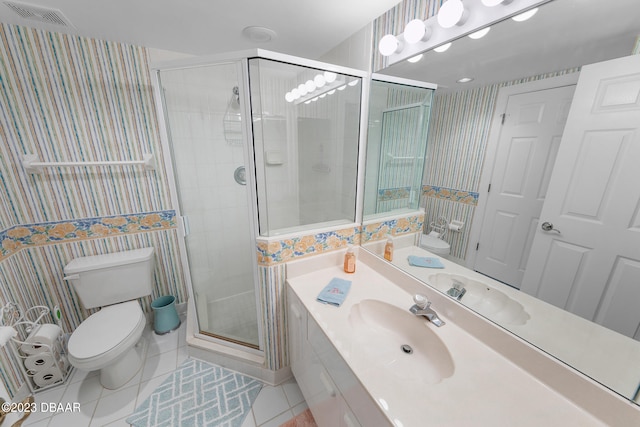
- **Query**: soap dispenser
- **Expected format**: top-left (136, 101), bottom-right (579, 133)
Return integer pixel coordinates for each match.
top-left (384, 236), bottom-right (394, 261)
top-left (344, 245), bottom-right (356, 273)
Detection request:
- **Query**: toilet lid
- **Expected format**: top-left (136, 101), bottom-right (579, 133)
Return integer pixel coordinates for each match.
top-left (68, 301), bottom-right (143, 360)
top-left (421, 235), bottom-right (451, 250)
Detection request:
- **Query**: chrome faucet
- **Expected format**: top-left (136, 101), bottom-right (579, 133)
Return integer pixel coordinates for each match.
top-left (446, 279), bottom-right (466, 301)
top-left (410, 294), bottom-right (445, 327)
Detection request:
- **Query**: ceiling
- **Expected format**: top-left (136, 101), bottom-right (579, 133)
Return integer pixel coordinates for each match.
top-left (0, 0), bottom-right (401, 58)
top-left (380, 0), bottom-right (640, 92)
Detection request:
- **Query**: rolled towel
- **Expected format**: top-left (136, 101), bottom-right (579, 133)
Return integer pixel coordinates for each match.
top-left (316, 278), bottom-right (352, 307)
top-left (0, 326), bottom-right (17, 347)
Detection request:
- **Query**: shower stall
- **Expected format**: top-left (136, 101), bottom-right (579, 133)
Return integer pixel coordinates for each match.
top-left (152, 51), bottom-right (364, 360)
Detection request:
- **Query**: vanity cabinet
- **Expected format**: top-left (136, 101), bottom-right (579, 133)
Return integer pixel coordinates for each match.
top-left (287, 286), bottom-right (387, 427)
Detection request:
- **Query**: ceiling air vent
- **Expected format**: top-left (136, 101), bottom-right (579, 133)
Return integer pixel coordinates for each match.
top-left (3, 1), bottom-right (74, 27)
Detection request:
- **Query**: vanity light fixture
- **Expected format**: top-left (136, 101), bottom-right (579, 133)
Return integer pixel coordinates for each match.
top-left (512, 7), bottom-right (538, 22)
top-left (433, 42), bottom-right (452, 53)
top-left (468, 27), bottom-right (491, 39)
top-left (404, 19), bottom-right (431, 44)
top-left (481, 0), bottom-right (513, 6)
top-left (379, 34), bottom-right (403, 56)
top-left (407, 54), bottom-right (424, 63)
top-left (437, 0), bottom-right (469, 29)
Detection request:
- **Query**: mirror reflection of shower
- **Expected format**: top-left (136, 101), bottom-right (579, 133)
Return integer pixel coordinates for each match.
top-left (224, 86), bottom-right (243, 146)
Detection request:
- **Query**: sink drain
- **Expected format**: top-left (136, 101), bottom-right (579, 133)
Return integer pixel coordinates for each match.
top-left (401, 344), bottom-right (413, 354)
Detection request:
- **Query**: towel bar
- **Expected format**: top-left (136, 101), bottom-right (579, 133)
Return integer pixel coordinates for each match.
top-left (22, 153), bottom-right (155, 174)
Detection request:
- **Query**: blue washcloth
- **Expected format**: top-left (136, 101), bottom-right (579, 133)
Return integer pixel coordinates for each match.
top-left (316, 278), bottom-right (352, 307)
top-left (408, 255), bottom-right (445, 268)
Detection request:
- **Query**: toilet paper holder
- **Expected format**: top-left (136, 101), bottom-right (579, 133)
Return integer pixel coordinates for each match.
top-left (1, 302), bottom-right (72, 393)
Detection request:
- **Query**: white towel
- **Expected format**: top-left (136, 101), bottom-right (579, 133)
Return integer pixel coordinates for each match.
top-left (0, 326), bottom-right (17, 347)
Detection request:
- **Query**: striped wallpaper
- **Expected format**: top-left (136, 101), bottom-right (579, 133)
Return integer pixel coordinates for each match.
top-left (0, 23), bottom-right (188, 396)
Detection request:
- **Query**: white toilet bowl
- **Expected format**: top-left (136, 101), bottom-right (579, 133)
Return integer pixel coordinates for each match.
top-left (420, 233), bottom-right (451, 257)
top-left (67, 301), bottom-right (147, 389)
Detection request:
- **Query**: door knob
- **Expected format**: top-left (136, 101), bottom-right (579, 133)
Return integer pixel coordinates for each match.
top-left (541, 221), bottom-right (561, 233)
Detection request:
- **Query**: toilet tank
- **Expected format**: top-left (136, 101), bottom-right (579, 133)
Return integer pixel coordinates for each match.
top-left (64, 247), bottom-right (155, 309)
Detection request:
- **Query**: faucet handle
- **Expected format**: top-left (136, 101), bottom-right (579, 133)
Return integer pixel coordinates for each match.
top-left (413, 294), bottom-right (430, 309)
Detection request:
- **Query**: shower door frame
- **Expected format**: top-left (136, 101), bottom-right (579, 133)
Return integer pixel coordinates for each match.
top-left (150, 51), bottom-right (265, 355)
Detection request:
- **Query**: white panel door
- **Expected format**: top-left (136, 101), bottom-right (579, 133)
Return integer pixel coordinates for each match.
top-left (475, 85), bottom-right (575, 287)
top-left (521, 54), bottom-right (640, 339)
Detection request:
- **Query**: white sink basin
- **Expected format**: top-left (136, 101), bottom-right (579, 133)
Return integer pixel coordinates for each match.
top-left (348, 299), bottom-right (454, 384)
top-left (429, 273), bottom-right (530, 325)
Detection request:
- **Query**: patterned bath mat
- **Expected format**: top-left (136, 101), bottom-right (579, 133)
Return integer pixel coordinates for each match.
top-left (126, 359), bottom-right (263, 427)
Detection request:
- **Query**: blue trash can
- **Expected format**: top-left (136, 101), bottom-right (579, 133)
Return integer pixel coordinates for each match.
top-left (151, 295), bottom-right (180, 335)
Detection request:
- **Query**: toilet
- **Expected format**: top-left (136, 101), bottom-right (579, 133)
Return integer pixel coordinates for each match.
top-left (419, 232), bottom-right (451, 258)
top-left (64, 247), bottom-right (154, 389)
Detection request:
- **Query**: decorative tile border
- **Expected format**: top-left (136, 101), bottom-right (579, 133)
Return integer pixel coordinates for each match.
top-left (0, 210), bottom-right (177, 261)
top-left (256, 226), bottom-right (361, 266)
top-left (422, 185), bottom-right (479, 206)
top-left (361, 214), bottom-right (424, 243)
top-left (377, 186), bottom-right (411, 201)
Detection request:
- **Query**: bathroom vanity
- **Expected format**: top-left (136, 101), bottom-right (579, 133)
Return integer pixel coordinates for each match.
top-left (286, 249), bottom-right (640, 426)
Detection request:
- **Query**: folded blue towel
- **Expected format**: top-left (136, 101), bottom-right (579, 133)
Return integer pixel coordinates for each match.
top-left (407, 255), bottom-right (445, 268)
top-left (316, 278), bottom-right (352, 307)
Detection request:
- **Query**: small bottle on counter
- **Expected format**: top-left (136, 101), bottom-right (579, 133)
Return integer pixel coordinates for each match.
top-left (384, 236), bottom-right (394, 261)
top-left (344, 245), bottom-right (356, 273)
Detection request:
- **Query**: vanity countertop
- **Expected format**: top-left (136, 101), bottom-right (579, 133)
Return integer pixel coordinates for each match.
top-left (388, 244), bottom-right (640, 402)
top-left (286, 250), bottom-right (610, 426)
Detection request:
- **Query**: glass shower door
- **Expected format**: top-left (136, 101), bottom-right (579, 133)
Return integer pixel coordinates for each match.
top-left (158, 62), bottom-right (261, 348)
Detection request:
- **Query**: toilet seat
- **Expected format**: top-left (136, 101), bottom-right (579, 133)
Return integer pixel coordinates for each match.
top-left (68, 301), bottom-right (145, 370)
top-left (420, 234), bottom-right (451, 255)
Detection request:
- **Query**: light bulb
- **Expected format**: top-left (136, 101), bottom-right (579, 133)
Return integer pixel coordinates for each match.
top-left (434, 42), bottom-right (452, 53)
top-left (291, 88), bottom-right (300, 99)
top-left (328, 89), bottom-right (336, 95)
top-left (314, 74), bottom-right (326, 88)
top-left (379, 34), bottom-right (403, 56)
top-left (481, 0), bottom-right (509, 6)
top-left (512, 8), bottom-right (538, 22)
top-left (404, 19), bottom-right (430, 44)
top-left (348, 79), bottom-right (360, 87)
top-left (437, 0), bottom-right (468, 29)
top-left (319, 93), bottom-right (327, 98)
top-left (297, 84), bottom-right (308, 96)
top-left (407, 54), bottom-right (423, 63)
top-left (468, 27), bottom-right (490, 39)
top-left (305, 80), bottom-right (316, 92)
top-left (285, 92), bottom-right (294, 102)
top-left (324, 71), bottom-right (337, 83)
top-left (337, 85), bottom-right (347, 91)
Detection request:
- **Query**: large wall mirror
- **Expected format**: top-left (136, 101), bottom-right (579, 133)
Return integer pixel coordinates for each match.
top-left (362, 0), bottom-right (640, 404)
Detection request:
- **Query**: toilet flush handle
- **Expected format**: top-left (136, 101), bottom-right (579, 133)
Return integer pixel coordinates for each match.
top-left (63, 274), bottom-right (80, 281)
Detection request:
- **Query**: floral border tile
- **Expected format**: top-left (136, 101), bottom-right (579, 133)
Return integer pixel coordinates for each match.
top-left (422, 185), bottom-right (479, 206)
top-left (377, 186), bottom-right (411, 202)
top-left (0, 210), bottom-right (176, 261)
top-left (361, 214), bottom-right (424, 244)
top-left (256, 226), bottom-right (360, 266)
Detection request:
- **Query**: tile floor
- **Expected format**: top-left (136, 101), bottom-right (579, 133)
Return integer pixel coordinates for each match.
top-left (21, 317), bottom-right (309, 427)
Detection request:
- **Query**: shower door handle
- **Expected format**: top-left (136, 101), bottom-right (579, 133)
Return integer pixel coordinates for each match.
top-left (181, 216), bottom-right (190, 237)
